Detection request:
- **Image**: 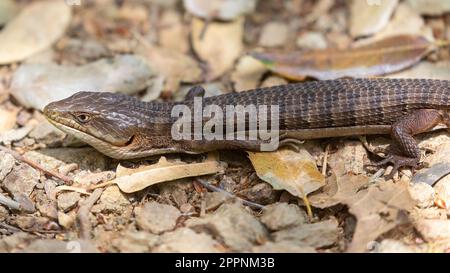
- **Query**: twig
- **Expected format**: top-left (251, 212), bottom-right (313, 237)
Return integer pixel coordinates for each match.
top-left (0, 193), bottom-right (20, 211)
top-left (196, 179), bottom-right (265, 210)
top-left (0, 145), bottom-right (73, 184)
top-left (322, 144), bottom-right (330, 176)
top-left (77, 188), bottom-right (103, 240)
top-left (0, 222), bottom-right (22, 234)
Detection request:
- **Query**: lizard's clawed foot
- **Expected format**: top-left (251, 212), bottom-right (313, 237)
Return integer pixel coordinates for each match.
top-left (366, 155), bottom-right (420, 180)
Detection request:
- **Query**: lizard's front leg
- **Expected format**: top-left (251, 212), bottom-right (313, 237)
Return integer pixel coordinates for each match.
top-left (373, 109), bottom-right (449, 179)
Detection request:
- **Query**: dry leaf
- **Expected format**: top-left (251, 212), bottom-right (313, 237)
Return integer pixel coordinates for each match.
top-left (111, 156), bottom-right (224, 193)
top-left (231, 55), bottom-right (267, 91)
top-left (308, 173), bottom-right (369, 209)
top-left (0, 107), bottom-right (18, 133)
top-left (137, 44), bottom-right (202, 92)
top-left (357, 3), bottom-right (434, 45)
top-left (346, 179), bottom-right (416, 252)
top-left (191, 17), bottom-right (244, 80)
top-left (0, 0), bottom-right (72, 64)
top-left (247, 149), bottom-right (325, 197)
top-left (350, 0), bottom-right (398, 37)
top-left (250, 35), bottom-right (435, 80)
top-left (159, 10), bottom-right (189, 53)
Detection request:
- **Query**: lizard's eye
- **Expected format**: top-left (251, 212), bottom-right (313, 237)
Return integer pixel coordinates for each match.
top-left (75, 113), bottom-right (91, 123)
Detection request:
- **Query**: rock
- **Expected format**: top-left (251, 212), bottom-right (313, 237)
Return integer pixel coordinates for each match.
top-left (57, 192), bottom-right (81, 212)
top-left (260, 203), bottom-right (307, 231)
top-left (97, 186), bottom-right (130, 215)
top-left (374, 239), bottom-right (416, 253)
top-left (135, 202), bottom-right (181, 234)
top-left (11, 55), bottom-right (153, 110)
top-left (406, 0), bottom-right (450, 15)
top-left (0, 0), bottom-right (17, 26)
top-left (296, 32), bottom-right (328, 50)
top-left (153, 228), bottom-right (221, 253)
top-left (258, 22), bottom-right (289, 48)
top-left (251, 241), bottom-right (316, 253)
top-left (183, 0), bottom-right (257, 20)
top-left (0, 0), bottom-right (71, 64)
top-left (0, 151), bottom-right (15, 181)
top-left (350, 0), bottom-right (398, 37)
top-left (238, 183), bottom-right (280, 205)
top-left (28, 121), bottom-right (66, 145)
top-left (2, 164), bottom-right (39, 197)
top-left (186, 203), bottom-right (268, 251)
top-left (205, 192), bottom-right (230, 211)
top-left (272, 219), bottom-right (339, 248)
top-left (408, 182), bottom-right (435, 208)
top-left (20, 239), bottom-right (98, 253)
top-left (112, 230), bottom-right (160, 253)
top-left (28, 148), bottom-right (110, 171)
top-left (414, 219), bottom-right (450, 242)
top-left (434, 177), bottom-right (450, 211)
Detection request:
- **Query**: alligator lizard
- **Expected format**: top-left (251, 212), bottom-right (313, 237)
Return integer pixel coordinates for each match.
top-left (43, 78), bottom-right (450, 176)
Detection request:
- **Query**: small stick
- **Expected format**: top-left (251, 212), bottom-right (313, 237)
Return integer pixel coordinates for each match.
top-left (196, 179), bottom-right (265, 210)
top-left (322, 144), bottom-right (330, 176)
top-left (0, 145), bottom-right (73, 184)
top-left (77, 188), bottom-right (103, 240)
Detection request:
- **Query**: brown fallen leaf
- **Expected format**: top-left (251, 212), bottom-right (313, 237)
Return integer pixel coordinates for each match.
top-left (0, 106), bottom-right (18, 133)
top-left (247, 149), bottom-right (325, 198)
top-left (230, 55), bottom-right (267, 91)
top-left (346, 178), bottom-right (416, 252)
top-left (191, 17), bottom-right (244, 80)
top-left (136, 44), bottom-right (202, 92)
top-left (308, 173), bottom-right (369, 209)
top-left (250, 35), bottom-right (436, 80)
top-left (99, 156), bottom-right (224, 193)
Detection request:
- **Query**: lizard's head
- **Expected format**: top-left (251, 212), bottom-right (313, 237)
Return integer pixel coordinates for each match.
top-left (43, 92), bottom-right (139, 156)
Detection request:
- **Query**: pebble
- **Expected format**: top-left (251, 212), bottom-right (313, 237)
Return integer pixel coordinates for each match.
top-left (2, 164), bottom-right (39, 197)
top-left (186, 203), bottom-right (268, 251)
top-left (57, 192), bottom-right (81, 212)
top-left (296, 32), bottom-right (328, 50)
top-left (153, 228), bottom-right (221, 253)
top-left (260, 203), bottom-right (307, 231)
top-left (96, 185), bottom-right (130, 215)
top-left (0, 151), bottom-right (15, 181)
top-left (408, 182), bottom-right (435, 208)
top-left (135, 201), bottom-right (181, 234)
top-left (272, 219), bottom-right (339, 248)
top-left (258, 22), bottom-right (289, 48)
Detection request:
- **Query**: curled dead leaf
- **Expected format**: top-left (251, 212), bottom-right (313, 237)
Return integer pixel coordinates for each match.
top-left (111, 156), bottom-right (224, 193)
top-left (250, 35), bottom-right (436, 80)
